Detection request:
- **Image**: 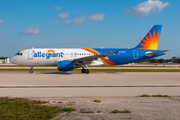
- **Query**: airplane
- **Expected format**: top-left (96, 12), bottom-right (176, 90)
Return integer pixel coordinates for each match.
top-left (10, 25), bottom-right (169, 74)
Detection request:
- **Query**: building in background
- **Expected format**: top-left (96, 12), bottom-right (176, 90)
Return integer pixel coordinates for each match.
top-left (172, 56), bottom-right (179, 60)
top-left (0, 58), bottom-right (11, 64)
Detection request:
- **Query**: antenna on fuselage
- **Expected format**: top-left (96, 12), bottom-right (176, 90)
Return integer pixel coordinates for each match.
top-left (32, 47), bottom-right (35, 53)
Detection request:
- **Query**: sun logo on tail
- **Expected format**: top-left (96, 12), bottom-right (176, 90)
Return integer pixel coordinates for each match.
top-left (138, 29), bottom-right (160, 50)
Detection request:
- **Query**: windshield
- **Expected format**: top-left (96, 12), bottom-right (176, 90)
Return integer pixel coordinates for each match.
top-left (15, 52), bottom-right (23, 56)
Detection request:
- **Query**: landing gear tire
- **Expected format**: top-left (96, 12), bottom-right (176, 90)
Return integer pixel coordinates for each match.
top-left (85, 69), bottom-right (90, 74)
top-left (81, 69), bottom-right (86, 73)
top-left (81, 69), bottom-right (90, 74)
top-left (29, 66), bottom-right (33, 73)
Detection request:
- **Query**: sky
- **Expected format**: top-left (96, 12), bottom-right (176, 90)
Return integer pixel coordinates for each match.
top-left (0, 0), bottom-right (179, 59)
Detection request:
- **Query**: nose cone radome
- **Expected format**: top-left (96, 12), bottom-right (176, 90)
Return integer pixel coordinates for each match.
top-left (9, 57), bottom-right (15, 64)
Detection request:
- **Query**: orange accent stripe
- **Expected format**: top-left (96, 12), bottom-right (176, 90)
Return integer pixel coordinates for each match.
top-left (82, 48), bottom-right (117, 66)
top-left (82, 48), bottom-right (100, 55)
top-left (100, 58), bottom-right (117, 65)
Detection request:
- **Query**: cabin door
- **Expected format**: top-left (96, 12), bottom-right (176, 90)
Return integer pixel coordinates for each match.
top-left (28, 50), bottom-right (33, 59)
top-left (133, 50), bottom-right (138, 59)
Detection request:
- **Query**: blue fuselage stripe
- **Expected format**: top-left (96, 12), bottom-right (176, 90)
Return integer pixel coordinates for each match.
top-left (92, 48), bottom-right (165, 65)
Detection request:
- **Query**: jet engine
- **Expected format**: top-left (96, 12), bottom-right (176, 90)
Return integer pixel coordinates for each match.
top-left (57, 61), bottom-right (74, 71)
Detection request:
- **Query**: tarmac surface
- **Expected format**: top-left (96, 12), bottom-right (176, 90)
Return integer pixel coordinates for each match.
top-left (31, 96), bottom-right (180, 120)
top-left (1, 72), bottom-right (180, 120)
top-left (0, 72), bottom-right (180, 97)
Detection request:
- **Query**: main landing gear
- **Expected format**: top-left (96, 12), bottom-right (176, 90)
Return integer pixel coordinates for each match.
top-left (29, 66), bottom-right (33, 73)
top-left (81, 68), bottom-right (90, 74)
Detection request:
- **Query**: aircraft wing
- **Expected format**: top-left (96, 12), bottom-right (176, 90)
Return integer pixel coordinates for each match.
top-left (146, 50), bottom-right (170, 56)
top-left (74, 52), bottom-right (115, 65)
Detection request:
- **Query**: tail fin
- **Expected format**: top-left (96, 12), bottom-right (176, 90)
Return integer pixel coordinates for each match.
top-left (135, 25), bottom-right (162, 50)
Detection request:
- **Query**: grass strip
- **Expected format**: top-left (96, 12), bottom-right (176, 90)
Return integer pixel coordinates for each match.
top-left (0, 65), bottom-right (174, 67)
top-left (0, 65), bottom-right (57, 67)
top-left (80, 109), bottom-right (94, 113)
top-left (97, 110), bottom-right (102, 113)
top-left (93, 99), bottom-right (102, 103)
top-left (112, 110), bottom-right (132, 113)
top-left (139, 94), bottom-right (170, 97)
top-left (0, 97), bottom-right (75, 119)
top-left (0, 69), bottom-right (180, 72)
top-left (62, 108), bottom-right (76, 113)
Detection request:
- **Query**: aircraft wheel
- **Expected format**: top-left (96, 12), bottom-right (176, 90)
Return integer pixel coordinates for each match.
top-left (81, 69), bottom-right (85, 73)
top-left (85, 69), bottom-right (90, 74)
top-left (29, 70), bottom-right (33, 73)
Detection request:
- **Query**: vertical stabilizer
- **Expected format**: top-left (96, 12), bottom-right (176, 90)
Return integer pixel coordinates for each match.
top-left (135, 25), bottom-right (162, 50)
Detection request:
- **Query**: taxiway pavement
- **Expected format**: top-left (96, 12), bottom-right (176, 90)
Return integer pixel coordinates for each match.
top-left (0, 72), bottom-right (180, 97)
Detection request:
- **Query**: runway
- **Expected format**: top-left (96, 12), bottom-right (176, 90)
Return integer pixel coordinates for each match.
top-left (0, 72), bottom-right (180, 97)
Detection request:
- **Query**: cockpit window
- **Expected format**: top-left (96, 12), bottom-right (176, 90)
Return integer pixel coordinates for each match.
top-left (15, 52), bottom-right (23, 56)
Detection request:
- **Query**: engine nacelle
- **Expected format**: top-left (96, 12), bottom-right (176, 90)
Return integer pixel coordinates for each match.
top-left (57, 61), bottom-right (74, 71)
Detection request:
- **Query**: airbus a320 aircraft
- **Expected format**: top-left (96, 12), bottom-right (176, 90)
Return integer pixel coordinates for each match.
top-left (10, 25), bottom-right (169, 74)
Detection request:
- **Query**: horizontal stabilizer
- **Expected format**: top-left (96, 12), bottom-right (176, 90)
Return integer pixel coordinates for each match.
top-left (146, 50), bottom-right (170, 57)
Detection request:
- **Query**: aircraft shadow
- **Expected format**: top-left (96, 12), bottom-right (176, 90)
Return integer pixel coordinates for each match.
top-left (42, 72), bottom-right (117, 74)
top-left (43, 72), bottom-right (78, 74)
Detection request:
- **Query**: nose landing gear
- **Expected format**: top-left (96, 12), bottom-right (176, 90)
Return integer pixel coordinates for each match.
top-left (29, 66), bottom-right (33, 73)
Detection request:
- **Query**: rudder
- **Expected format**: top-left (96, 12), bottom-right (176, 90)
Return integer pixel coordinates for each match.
top-left (135, 25), bottom-right (162, 50)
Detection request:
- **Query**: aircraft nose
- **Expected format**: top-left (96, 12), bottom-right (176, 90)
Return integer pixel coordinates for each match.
top-left (9, 57), bottom-right (15, 64)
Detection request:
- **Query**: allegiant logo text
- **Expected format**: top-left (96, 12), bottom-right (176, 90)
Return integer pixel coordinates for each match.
top-left (33, 51), bottom-right (64, 59)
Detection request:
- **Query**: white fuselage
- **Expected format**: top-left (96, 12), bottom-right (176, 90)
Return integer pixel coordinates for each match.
top-left (10, 48), bottom-right (104, 66)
